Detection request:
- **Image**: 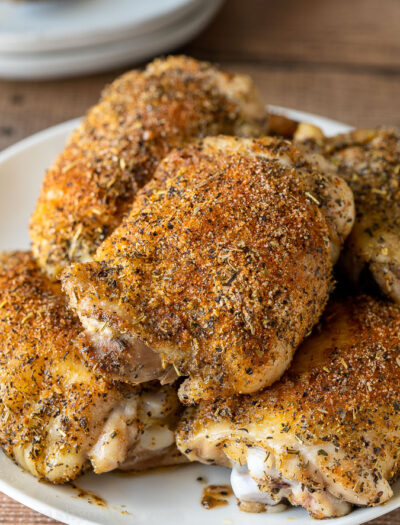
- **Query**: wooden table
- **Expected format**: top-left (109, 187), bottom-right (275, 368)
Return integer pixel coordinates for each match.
top-left (0, 0), bottom-right (399, 523)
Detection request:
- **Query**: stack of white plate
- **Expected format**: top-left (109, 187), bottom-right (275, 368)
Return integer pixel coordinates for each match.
top-left (0, 0), bottom-right (223, 80)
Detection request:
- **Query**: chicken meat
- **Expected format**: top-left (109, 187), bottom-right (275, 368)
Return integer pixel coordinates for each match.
top-left (0, 251), bottom-right (184, 483)
top-left (62, 136), bottom-right (354, 404)
top-left (177, 295), bottom-right (400, 519)
top-left (298, 128), bottom-right (400, 303)
top-left (30, 55), bottom-right (267, 279)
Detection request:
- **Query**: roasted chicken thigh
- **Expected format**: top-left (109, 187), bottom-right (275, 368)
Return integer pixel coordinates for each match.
top-left (30, 55), bottom-right (267, 279)
top-left (63, 136), bottom-right (354, 404)
top-left (176, 295), bottom-right (400, 519)
top-left (299, 128), bottom-right (400, 302)
top-left (0, 251), bottom-right (183, 483)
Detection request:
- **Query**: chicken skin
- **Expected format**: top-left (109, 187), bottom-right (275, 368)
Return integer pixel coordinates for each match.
top-left (62, 136), bottom-right (354, 404)
top-left (30, 55), bottom-right (267, 279)
top-left (176, 295), bottom-right (400, 519)
top-left (299, 128), bottom-right (400, 303)
top-left (0, 251), bottom-right (183, 484)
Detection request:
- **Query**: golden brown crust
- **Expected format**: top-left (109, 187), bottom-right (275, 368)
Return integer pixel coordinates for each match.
top-left (0, 251), bottom-right (182, 483)
top-left (266, 113), bottom-right (299, 139)
top-left (0, 252), bottom-right (120, 481)
top-left (63, 136), bottom-right (335, 403)
top-left (179, 294), bottom-right (400, 427)
top-left (300, 128), bottom-right (400, 301)
top-left (177, 295), bottom-right (400, 504)
top-left (30, 55), bottom-right (267, 279)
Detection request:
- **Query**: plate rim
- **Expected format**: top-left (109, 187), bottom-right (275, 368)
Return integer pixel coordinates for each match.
top-left (0, 0), bottom-right (223, 80)
top-left (0, 105), bottom-right (352, 161)
top-left (0, 0), bottom-right (205, 53)
top-left (0, 107), bottom-right (397, 525)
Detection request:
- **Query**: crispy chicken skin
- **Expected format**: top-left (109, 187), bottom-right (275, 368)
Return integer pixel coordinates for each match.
top-left (62, 136), bottom-right (354, 404)
top-left (299, 128), bottom-right (400, 302)
top-left (176, 295), bottom-right (400, 519)
top-left (0, 251), bottom-right (184, 484)
top-left (30, 55), bottom-right (267, 279)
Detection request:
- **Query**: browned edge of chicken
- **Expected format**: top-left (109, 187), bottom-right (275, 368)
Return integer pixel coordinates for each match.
top-left (0, 250), bottom-right (185, 484)
top-left (176, 295), bottom-right (400, 519)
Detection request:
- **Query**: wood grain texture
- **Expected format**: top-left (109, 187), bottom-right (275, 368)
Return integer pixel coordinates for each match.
top-left (0, 0), bottom-right (399, 523)
top-left (189, 0), bottom-right (400, 68)
top-left (0, 493), bottom-right (60, 524)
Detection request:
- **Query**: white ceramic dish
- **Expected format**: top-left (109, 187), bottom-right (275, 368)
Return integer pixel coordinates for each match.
top-left (0, 0), bottom-right (202, 53)
top-left (0, 107), bottom-right (397, 525)
top-left (0, 0), bottom-right (222, 80)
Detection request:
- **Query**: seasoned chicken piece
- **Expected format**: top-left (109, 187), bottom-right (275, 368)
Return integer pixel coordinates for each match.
top-left (0, 251), bottom-right (184, 484)
top-left (177, 295), bottom-right (400, 519)
top-left (30, 55), bottom-right (267, 279)
top-left (298, 128), bottom-right (400, 303)
top-left (63, 137), bottom-right (354, 404)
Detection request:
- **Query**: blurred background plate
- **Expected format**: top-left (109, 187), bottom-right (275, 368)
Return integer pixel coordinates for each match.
top-left (0, 0), bottom-right (223, 80)
top-left (0, 0), bottom-right (205, 53)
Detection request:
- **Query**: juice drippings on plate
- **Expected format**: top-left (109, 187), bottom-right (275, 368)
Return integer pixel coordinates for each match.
top-left (201, 484), bottom-right (233, 509)
top-left (70, 484), bottom-right (107, 507)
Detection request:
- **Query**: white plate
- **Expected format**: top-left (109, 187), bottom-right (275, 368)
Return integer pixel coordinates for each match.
top-left (0, 108), bottom-right (396, 525)
top-left (0, 0), bottom-right (223, 80)
top-left (0, 0), bottom-right (202, 53)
